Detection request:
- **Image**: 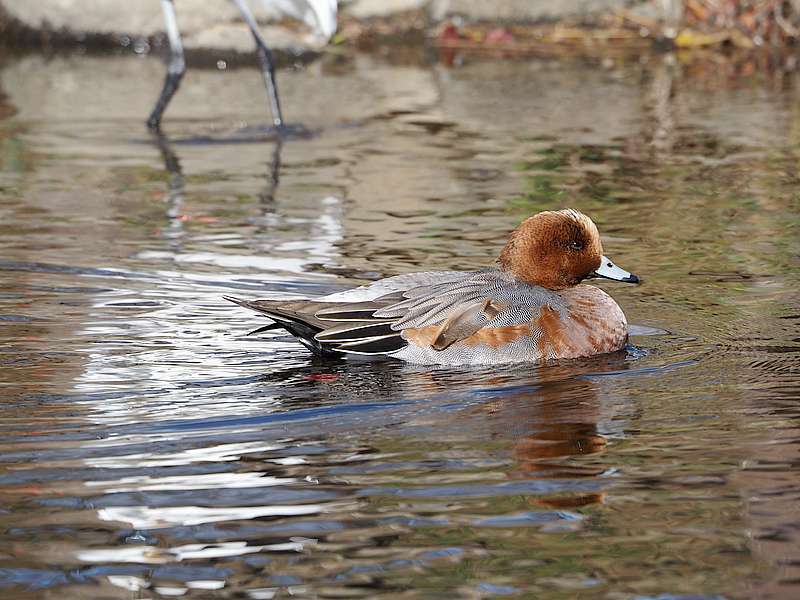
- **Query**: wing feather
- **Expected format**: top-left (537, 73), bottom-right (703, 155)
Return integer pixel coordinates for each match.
top-left (315, 321), bottom-right (395, 342)
top-left (430, 298), bottom-right (507, 350)
top-left (225, 269), bottom-right (560, 357)
top-left (336, 334), bottom-right (407, 355)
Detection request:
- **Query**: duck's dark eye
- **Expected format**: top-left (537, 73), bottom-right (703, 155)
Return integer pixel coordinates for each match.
top-left (569, 240), bottom-right (584, 251)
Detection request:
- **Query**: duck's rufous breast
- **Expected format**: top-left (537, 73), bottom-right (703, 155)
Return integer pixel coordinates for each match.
top-left (538, 284), bottom-right (628, 359)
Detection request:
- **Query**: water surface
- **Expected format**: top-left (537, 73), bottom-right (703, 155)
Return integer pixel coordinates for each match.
top-left (0, 50), bottom-right (799, 599)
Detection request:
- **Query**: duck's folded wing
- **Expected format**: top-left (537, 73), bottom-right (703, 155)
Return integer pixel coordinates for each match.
top-left (224, 274), bottom-right (479, 357)
top-left (373, 271), bottom-right (546, 330)
top-left (429, 297), bottom-right (507, 350)
top-left (315, 272), bottom-right (553, 354)
top-left (312, 275), bottom-right (481, 351)
top-left (315, 295), bottom-right (505, 354)
top-left (311, 297), bottom-right (402, 354)
top-left (314, 320), bottom-right (409, 354)
top-left (319, 271), bottom-right (470, 303)
top-left (228, 271), bottom-right (559, 356)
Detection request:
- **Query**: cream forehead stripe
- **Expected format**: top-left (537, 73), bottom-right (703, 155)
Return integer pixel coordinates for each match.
top-left (549, 209), bottom-right (602, 248)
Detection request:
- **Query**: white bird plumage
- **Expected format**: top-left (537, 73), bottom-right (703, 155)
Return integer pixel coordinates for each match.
top-left (147, 0), bottom-right (338, 130)
top-left (268, 0), bottom-right (338, 40)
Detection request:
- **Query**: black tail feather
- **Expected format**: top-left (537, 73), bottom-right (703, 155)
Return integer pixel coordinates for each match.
top-left (225, 295), bottom-right (408, 358)
top-left (246, 322), bottom-right (284, 336)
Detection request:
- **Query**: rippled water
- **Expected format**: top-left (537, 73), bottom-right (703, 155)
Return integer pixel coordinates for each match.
top-left (0, 49), bottom-right (799, 599)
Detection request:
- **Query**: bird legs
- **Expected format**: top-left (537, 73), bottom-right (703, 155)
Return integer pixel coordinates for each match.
top-left (231, 0), bottom-right (284, 128)
top-left (147, 0), bottom-right (285, 130)
top-left (147, 0), bottom-right (185, 130)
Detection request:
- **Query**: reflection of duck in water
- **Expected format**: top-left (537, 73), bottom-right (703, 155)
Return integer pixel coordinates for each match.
top-left (227, 209), bottom-right (640, 364)
top-left (453, 354), bottom-right (633, 509)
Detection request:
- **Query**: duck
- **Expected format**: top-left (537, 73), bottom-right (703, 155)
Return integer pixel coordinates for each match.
top-left (224, 209), bottom-right (640, 365)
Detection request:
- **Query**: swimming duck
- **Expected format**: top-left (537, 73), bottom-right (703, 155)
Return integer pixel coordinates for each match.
top-left (225, 209), bottom-right (640, 364)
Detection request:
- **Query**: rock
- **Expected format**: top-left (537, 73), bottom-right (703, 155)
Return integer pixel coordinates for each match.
top-left (1, 0), bottom-right (241, 38)
top-left (346, 0), bottom-right (428, 19)
top-left (429, 0), bottom-right (634, 23)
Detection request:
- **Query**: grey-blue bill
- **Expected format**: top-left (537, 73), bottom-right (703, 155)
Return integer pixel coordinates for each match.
top-left (593, 255), bottom-right (640, 284)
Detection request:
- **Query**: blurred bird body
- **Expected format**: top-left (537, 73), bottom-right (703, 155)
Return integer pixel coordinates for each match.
top-left (270, 0), bottom-right (337, 40)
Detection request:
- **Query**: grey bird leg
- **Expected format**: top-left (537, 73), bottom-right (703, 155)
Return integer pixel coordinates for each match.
top-left (147, 0), bottom-right (186, 130)
top-left (231, 0), bottom-right (284, 128)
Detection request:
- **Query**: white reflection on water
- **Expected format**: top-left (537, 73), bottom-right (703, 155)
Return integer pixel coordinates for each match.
top-left (135, 251), bottom-right (313, 273)
top-left (71, 194), bottom-right (346, 424)
top-left (107, 575), bottom-right (226, 593)
top-left (85, 441), bottom-right (286, 468)
top-left (246, 588), bottom-right (278, 599)
top-left (97, 503), bottom-right (328, 529)
top-left (107, 575), bottom-right (150, 592)
top-left (85, 472), bottom-right (297, 492)
top-left (135, 197), bottom-right (345, 271)
top-left (79, 540), bottom-right (307, 563)
top-left (154, 586), bottom-right (189, 596)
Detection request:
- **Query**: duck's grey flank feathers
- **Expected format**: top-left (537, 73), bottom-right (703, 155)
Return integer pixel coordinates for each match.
top-left (224, 269), bottom-right (562, 359)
